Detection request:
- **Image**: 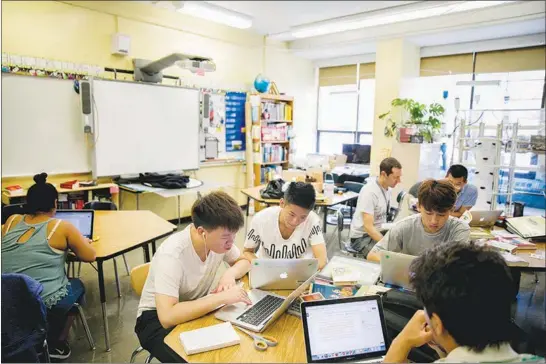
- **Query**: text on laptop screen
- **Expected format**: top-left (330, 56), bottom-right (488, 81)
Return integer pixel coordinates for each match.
top-left (305, 300), bottom-right (386, 361)
top-left (56, 211), bottom-right (93, 238)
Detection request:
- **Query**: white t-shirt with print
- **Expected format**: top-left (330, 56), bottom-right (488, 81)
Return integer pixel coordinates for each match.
top-left (137, 225), bottom-right (241, 317)
top-left (244, 206), bottom-right (325, 260)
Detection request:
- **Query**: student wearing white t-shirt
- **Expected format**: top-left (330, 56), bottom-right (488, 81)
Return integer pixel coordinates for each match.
top-left (243, 182), bottom-right (327, 269)
top-left (135, 192), bottom-right (252, 363)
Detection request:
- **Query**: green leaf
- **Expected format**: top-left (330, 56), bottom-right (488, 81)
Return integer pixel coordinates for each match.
top-left (378, 111), bottom-right (390, 119)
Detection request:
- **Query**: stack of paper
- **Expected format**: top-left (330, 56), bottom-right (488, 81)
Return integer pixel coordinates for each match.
top-left (500, 252), bottom-right (530, 267)
top-left (331, 266), bottom-right (361, 286)
top-left (179, 322), bottom-right (240, 355)
top-left (506, 216), bottom-right (546, 239)
top-left (319, 255), bottom-right (381, 286)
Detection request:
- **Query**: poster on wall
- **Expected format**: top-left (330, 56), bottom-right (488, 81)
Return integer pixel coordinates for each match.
top-left (225, 91), bottom-right (246, 152)
top-left (202, 92), bottom-right (226, 154)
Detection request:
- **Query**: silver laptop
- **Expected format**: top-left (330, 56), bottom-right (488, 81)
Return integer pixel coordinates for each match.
top-left (250, 258), bottom-right (318, 290)
top-left (55, 209), bottom-right (94, 239)
top-left (215, 272), bottom-right (318, 333)
top-left (301, 296), bottom-right (389, 363)
top-left (469, 210), bottom-right (502, 227)
top-left (379, 251), bottom-right (416, 291)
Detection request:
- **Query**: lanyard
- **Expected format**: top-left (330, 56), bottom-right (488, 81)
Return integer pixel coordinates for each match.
top-left (376, 180), bottom-right (390, 212)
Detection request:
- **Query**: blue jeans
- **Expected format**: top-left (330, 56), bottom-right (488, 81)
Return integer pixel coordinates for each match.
top-left (47, 278), bottom-right (86, 344)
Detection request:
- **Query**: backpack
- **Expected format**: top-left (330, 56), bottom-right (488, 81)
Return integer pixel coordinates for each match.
top-left (260, 179), bottom-right (285, 199)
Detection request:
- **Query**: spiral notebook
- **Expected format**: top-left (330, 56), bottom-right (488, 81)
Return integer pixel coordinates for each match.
top-left (179, 322), bottom-right (240, 355)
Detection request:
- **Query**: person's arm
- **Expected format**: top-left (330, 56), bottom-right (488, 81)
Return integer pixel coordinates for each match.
top-left (366, 238), bottom-right (387, 263)
top-left (384, 310), bottom-right (433, 363)
top-left (366, 222), bottom-right (405, 262)
top-left (213, 247), bottom-right (252, 293)
top-left (363, 212), bottom-right (384, 242)
top-left (65, 221), bottom-right (96, 262)
top-left (243, 219), bottom-right (261, 262)
top-left (156, 286), bottom-right (252, 329)
top-left (450, 205), bottom-right (471, 218)
top-left (309, 214), bottom-right (327, 269)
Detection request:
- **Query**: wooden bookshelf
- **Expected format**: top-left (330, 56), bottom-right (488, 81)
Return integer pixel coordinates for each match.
top-left (246, 93), bottom-right (295, 211)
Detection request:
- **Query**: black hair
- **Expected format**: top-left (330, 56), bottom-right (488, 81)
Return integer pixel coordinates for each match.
top-left (379, 157), bottom-right (402, 176)
top-left (410, 243), bottom-right (514, 352)
top-left (284, 182), bottom-right (316, 210)
top-left (191, 191), bottom-right (244, 232)
top-left (26, 173), bottom-right (59, 215)
top-left (447, 164), bottom-right (469, 182)
top-left (418, 179), bottom-right (457, 213)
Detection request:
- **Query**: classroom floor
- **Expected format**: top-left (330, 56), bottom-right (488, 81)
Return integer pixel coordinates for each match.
top-left (68, 215), bottom-right (546, 363)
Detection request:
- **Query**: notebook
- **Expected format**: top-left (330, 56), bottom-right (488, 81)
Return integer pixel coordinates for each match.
top-left (179, 322), bottom-right (240, 355)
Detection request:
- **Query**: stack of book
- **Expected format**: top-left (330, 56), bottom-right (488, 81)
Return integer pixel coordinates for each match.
top-left (3, 185), bottom-right (24, 197)
top-left (506, 216), bottom-right (546, 240)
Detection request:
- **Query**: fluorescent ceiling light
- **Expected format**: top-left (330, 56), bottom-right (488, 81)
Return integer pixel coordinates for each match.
top-left (291, 1), bottom-right (514, 39)
top-left (457, 80), bottom-right (502, 86)
top-left (177, 1), bottom-right (253, 29)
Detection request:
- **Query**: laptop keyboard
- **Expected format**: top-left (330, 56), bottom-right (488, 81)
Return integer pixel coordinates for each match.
top-left (236, 295), bottom-right (285, 326)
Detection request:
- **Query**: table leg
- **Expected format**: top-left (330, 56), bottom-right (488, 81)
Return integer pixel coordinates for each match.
top-left (120, 189), bottom-right (123, 210)
top-left (97, 260), bottom-right (111, 351)
top-left (350, 205), bottom-right (354, 219)
top-left (322, 206), bottom-right (328, 232)
top-left (136, 193), bottom-right (140, 210)
top-left (113, 258), bottom-right (121, 298)
top-left (143, 245), bottom-right (151, 263)
top-left (177, 195), bottom-right (181, 227)
top-left (151, 241), bottom-right (157, 255)
top-left (246, 197), bottom-right (250, 217)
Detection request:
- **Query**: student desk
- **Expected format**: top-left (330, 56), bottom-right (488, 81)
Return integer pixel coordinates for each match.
top-left (91, 210), bottom-right (176, 351)
top-left (164, 276), bottom-right (307, 363)
top-left (241, 185), bottom-right (359, 232)
top-left (514, 243), bottom-right (546, 271)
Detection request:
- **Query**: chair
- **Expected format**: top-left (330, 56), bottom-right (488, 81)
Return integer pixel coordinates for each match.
top-left (1, 273), bottom-right (50, 363)
top-left (331, 210), bottom-right (366, 258)
top-left (326, 181), bottom-right (365, 226)
top-left (129, 263), bottom-right (154, 363)
top-left (388, 190), bottom-right (407, 223)
top-left (67, 201), bottom-right (130, 298)
top-left (2, 203), bottom-right (26, 225)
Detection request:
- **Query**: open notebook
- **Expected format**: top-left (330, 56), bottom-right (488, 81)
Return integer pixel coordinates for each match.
top-left (179, 322), bottom-right (240, 355)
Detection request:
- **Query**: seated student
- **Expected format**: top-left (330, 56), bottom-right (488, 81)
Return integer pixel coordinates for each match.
top-left (349, 157), bottom-right (402, 255)
top-left (367, 179), bottom-right (470, 262)
top-left (135, 191), bottom-right (252, 363)
top-left (409, 164), bottom-right (478, 218)
top-left (1, 173), bottom-right (96, 360)
top-left (384, 243), bottom-right (543, 363)
top-left (243, 182), bottom-right (327, 269)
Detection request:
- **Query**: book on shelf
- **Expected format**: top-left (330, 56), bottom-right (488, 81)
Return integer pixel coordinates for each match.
top-left (3, 185), bottom-right (25, 196)
top-left (261, 144), bottom-right (287, 164)
top-left (261, 101), bottom-right (292, 121)
top-left (60, 180), bottom-right (80, 189)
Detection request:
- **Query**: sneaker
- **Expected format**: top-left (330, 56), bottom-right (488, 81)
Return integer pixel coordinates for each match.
top-left (49, 341), bottom-right (71, 360)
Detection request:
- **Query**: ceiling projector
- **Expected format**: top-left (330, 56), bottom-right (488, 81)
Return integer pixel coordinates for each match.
top-left (133, 53), bottom-right (216, 83)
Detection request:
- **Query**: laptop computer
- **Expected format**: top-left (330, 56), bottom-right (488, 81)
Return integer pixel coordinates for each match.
top-left (469, 210), bottom-right (503, 228)
top-left (379, 251), bottom-right (416, 291)
top-left (215, 272), bottom-right (318, 333)
top-left (55, 210), bottom-right (94, 239)
top-left (301, 296), bottom-right (389, 363)
top-left (250, 258), bottom-right (318, 290)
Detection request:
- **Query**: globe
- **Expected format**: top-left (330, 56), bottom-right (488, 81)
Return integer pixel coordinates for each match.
top-left (254, 74), bottom-right (271, 93)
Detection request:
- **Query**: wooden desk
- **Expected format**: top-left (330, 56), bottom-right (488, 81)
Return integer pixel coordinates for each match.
top-left (92, 211), bottom-right (176, 351)
top-left (164, 277), bottom-right (307, 363)
top-left (514, 242), bottom-right (546, 271)
top-left (241, 185), bottom-right (359, 232)
top-left (2, 183), bottom-right (119, 205)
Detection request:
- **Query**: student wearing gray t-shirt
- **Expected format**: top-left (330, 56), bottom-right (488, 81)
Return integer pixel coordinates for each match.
top-left (349, 158), bottom-right (402, 255)
top-left (367, 179), bottom-right (470, 262)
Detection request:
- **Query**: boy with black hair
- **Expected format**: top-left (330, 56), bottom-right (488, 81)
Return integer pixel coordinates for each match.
top-left (243, 182), bottom-right (327, 269)
top-left (135, 191), bottom-right (252, 363)
top-left (349, 157), bottom-right (402, 255)
top-left (385, 243), bottom-right (542, 363)
top-left (367, 179), bottom-right (470, 262)
top-left (409, 164), bottom-right (478, 218)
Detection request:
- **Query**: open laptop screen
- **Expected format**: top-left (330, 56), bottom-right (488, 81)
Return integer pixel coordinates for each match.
top-left (302, 297), bottom-right (387, 363)
top-left (56, 210), bottom-right (94, 238)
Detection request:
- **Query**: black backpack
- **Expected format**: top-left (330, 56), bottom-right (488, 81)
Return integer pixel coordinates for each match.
top-left (260, 179), bottom-right (285, 199)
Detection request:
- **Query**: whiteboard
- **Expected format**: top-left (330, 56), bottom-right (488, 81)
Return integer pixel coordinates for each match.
top-left (92, 79), bottom-right (200, 177)
top-left (1, 74), bottom-right (91, 177)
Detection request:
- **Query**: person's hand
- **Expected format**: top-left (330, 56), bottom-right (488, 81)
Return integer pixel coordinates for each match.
top-left (211, 271), bottom-right (236, 293)
top-left (397, 310), bottom-right (434, 349)
top-left (220, 285), bottom-right (252, 306)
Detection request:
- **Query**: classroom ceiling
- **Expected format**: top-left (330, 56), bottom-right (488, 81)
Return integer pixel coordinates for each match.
top-left (205, 1), bottom-right (417, 36)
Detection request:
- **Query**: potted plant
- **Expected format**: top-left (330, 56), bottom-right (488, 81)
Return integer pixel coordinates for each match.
top-left (379, 98), bottom-right (445, 143)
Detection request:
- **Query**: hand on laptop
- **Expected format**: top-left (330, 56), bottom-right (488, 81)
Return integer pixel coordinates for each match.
top-left (219, 285), bottom-right (252, 306)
